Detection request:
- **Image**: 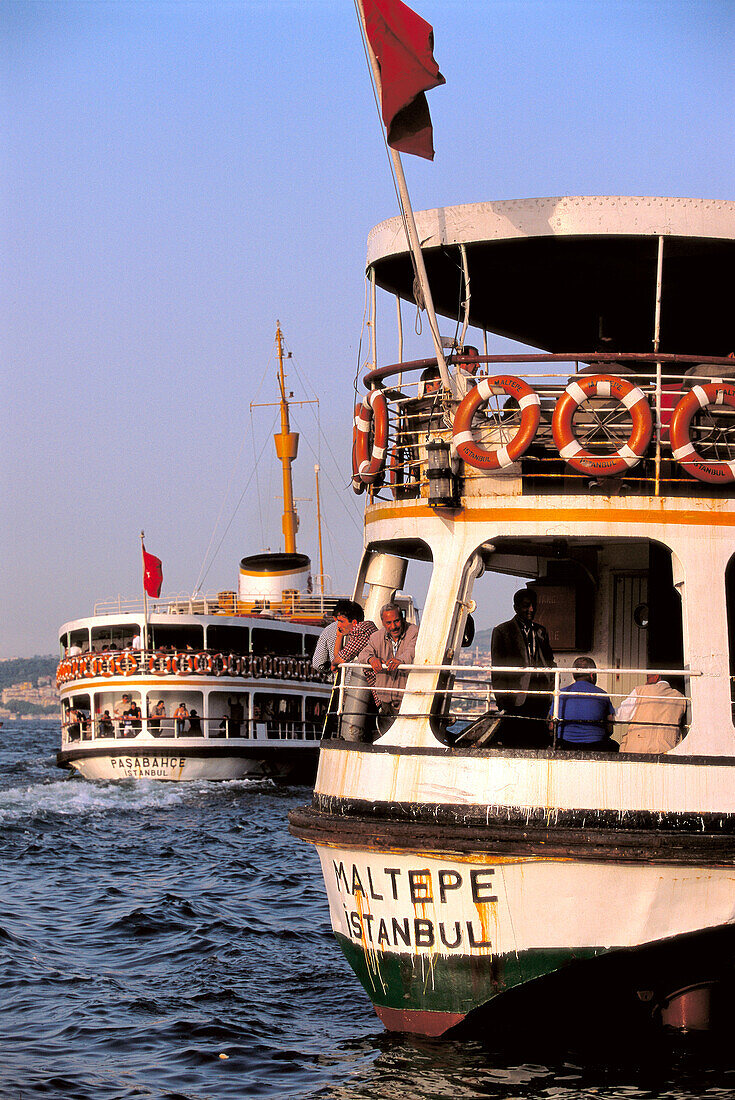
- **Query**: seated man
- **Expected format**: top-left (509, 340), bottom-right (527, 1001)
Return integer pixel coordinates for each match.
top-left (359, 602), bottom-right (418, 731)
top-left (552, 657), bottom-right (617, 752)
top-left (616, 672), bottom-right (687, 754)
top-left (99, 710), bottom-right (114, 737)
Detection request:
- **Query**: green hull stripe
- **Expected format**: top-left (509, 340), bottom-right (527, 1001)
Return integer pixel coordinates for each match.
top-left (335, 933), bottom-right (601, 1014)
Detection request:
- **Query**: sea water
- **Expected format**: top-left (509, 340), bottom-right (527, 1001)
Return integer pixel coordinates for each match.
top-left (0, 721), bottom-right (733, 1099)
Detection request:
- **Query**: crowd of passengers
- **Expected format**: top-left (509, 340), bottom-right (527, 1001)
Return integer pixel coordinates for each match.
top-left (64, 692), bottom-right (327, 740)
top-left (310, 592), bottom-right (687, 753)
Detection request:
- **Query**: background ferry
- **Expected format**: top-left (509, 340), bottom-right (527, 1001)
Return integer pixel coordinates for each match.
top-left (57, 327), bottom-right (339, 783)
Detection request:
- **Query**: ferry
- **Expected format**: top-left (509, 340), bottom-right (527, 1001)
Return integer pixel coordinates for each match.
top-left (290, 196), bottom-right (735, 1038)
top-left (57, 326), bottom-right (338, 784)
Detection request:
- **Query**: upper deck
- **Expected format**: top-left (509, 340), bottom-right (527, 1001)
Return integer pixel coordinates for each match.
top-left (357, 197), bottom-right (735, 512)
top-left (367, 196), bottom-right (735, 355)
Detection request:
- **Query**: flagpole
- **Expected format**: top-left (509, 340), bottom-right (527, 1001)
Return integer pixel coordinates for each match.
top-left (140, 530), bottom-right (149, 654)
top-left (355, 0), bottom-right (452, 393)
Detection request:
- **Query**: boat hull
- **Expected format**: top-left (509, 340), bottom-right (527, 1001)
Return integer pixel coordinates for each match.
top-left (59, 738), bottom-right (319, 784)
top-left (291, 800), bottom-right (735, 1036)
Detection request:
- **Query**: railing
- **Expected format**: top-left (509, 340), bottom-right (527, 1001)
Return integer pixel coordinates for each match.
top-left (358, 352), bottom-right (735, 500)
top-left (334, 661), bottom-right (697, 750)
top-left (61, 715), bottom-right (322, 744)
top-left (56, 649), bottom-right (330, 687)
top-left (90, 592), bottom-right (342, 618)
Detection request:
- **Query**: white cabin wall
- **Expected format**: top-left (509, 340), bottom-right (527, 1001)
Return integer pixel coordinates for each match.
top-left (668, 532), bottom-right (733, 756)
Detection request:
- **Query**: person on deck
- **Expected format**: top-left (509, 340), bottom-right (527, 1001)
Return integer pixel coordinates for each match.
top-left (359, 603), bottom-right (418, 731)
top-left (491, 589), bottom-right (555, 748)
top-left (99, 711), bottom-right (114, 737)
top-left (173, 702), bottom-right (189, 737)
top-left (616, 673), bottom-right (687, 754)
top-left (113, 693), bottom-right (132, 735)
top-left (149, 699), bottom-right (166, 735)
top-left (551, 657), bottom-right (617, 752)
top-left (330, 601), bottom-right (377, 674)
top-left (128, 700), bottom-right (142, 734)
top-left (227, 696), bottom-right (244, 737)
top-left (311, 600), bottom-right (356, 674)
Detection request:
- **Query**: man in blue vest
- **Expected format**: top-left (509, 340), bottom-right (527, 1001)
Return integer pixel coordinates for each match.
top-left (552, 656), bottom-right (618, 752)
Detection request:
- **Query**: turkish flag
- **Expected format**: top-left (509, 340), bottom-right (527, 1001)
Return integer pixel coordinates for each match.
top-left (142, 545), bottom-right (163, 598)
top-left (363, 0), bottom-right (445, 160)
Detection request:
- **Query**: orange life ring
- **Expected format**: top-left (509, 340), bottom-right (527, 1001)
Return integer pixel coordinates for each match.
top-left (669, 382), bottom-right (735, 484)
top-left (354, 389), bottom-right (389, 484)
top-left (165, 654), bottom-right (177, 675)
top-left (177, 652), bottom-right (194, 676)
top-left (210, 653), bottom-right (225, 676)
top-left (351, 404), bottom-right (367, 494)
top-left (227, 653), bottom-right (240, 676)
top-left (195, 651), bottom-right (212, 675)
top-left (251, 655), bottom-right (262, 678)
top-left (91, 656), bottom-right (103, 677)
top-left (453, 376), bottom-right (541, 470)
top-left (121, 652), bottom-right (139, 676)
top-left (552, 374), bottom-right (653, 476)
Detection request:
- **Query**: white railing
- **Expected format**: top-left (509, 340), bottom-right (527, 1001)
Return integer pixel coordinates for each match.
top-left (334, 661), bottom-right (698, 742)
top-left (90, 592), bottom-right (342, 617)
top-left (61, 715), bottom-right (322, 745)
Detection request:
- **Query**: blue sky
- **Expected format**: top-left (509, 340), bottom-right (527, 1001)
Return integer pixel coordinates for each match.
top-left (2, 0), bottom-right (734, 657)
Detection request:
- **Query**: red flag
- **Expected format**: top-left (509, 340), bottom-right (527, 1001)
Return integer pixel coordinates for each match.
top-left (142, 544), bottom-right (163, 598)
top-left (363, 0), bottom-right (445, 160)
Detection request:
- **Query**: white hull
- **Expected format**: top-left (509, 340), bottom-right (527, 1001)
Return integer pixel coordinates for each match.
top-left (319, 844), bottom-right (735, 960)
top-left (60, 735), bottom-right (320, 783)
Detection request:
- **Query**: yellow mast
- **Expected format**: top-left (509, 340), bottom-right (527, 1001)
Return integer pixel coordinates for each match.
top-left (273, 322), bottom-right (299, 554)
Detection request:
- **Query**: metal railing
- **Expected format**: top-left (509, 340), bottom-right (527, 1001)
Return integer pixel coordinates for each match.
top-left (90, 592), bottom-right (343, 618)
top-left (360, 352), bottom-right (735, 500)
top-left (61, 715), bottom-right (322, 744)
top-left (334, 661), bottom-right (697, 746)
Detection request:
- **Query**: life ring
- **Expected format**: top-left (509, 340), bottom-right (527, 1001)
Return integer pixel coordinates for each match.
top-left (251, 655), bottom-right (262, 678)
top-left (228, 653), bottom-right (241, 676)
top-left (354, 389), bottom-right (389, 484)
top-left (121, 653), bottom-right (139, 676)
top-left (351, 405), bottom-right (366, 494)
top-left (91, 656), bottom-right (103, 677)
top-left (195, 651), bottom-right (212, 675)
top-left (177, 652), bottom-right (195, 676)
top-left (211, 653), bottom-right (225, 676)
top-left (165, 654), bottom-right (178, 675)
top-left (552, 374), bottom-right (653, 476)
top-left (453, 375), bottom-right (541, 470)
top-left (669, 382), bottom-right (735, 484)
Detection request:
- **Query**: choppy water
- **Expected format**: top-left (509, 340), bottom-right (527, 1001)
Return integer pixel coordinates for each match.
top-left (1, 722), bottom-right (734, 1099)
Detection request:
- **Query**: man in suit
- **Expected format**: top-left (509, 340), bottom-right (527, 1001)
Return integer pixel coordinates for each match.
top-left (491, 589), bottom-right (555, 748)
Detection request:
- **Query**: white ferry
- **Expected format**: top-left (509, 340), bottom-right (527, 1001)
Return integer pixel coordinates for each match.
top-left (291, 196), bottom-right (735, 1038)
top-left (57, 327), bottom-right (337, 784)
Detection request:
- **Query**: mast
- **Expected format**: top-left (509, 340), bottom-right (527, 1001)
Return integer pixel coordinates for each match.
top-left (273, 322), bottom-right (299, 554)
top-left (314, 463), bottom-right (325, 597)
